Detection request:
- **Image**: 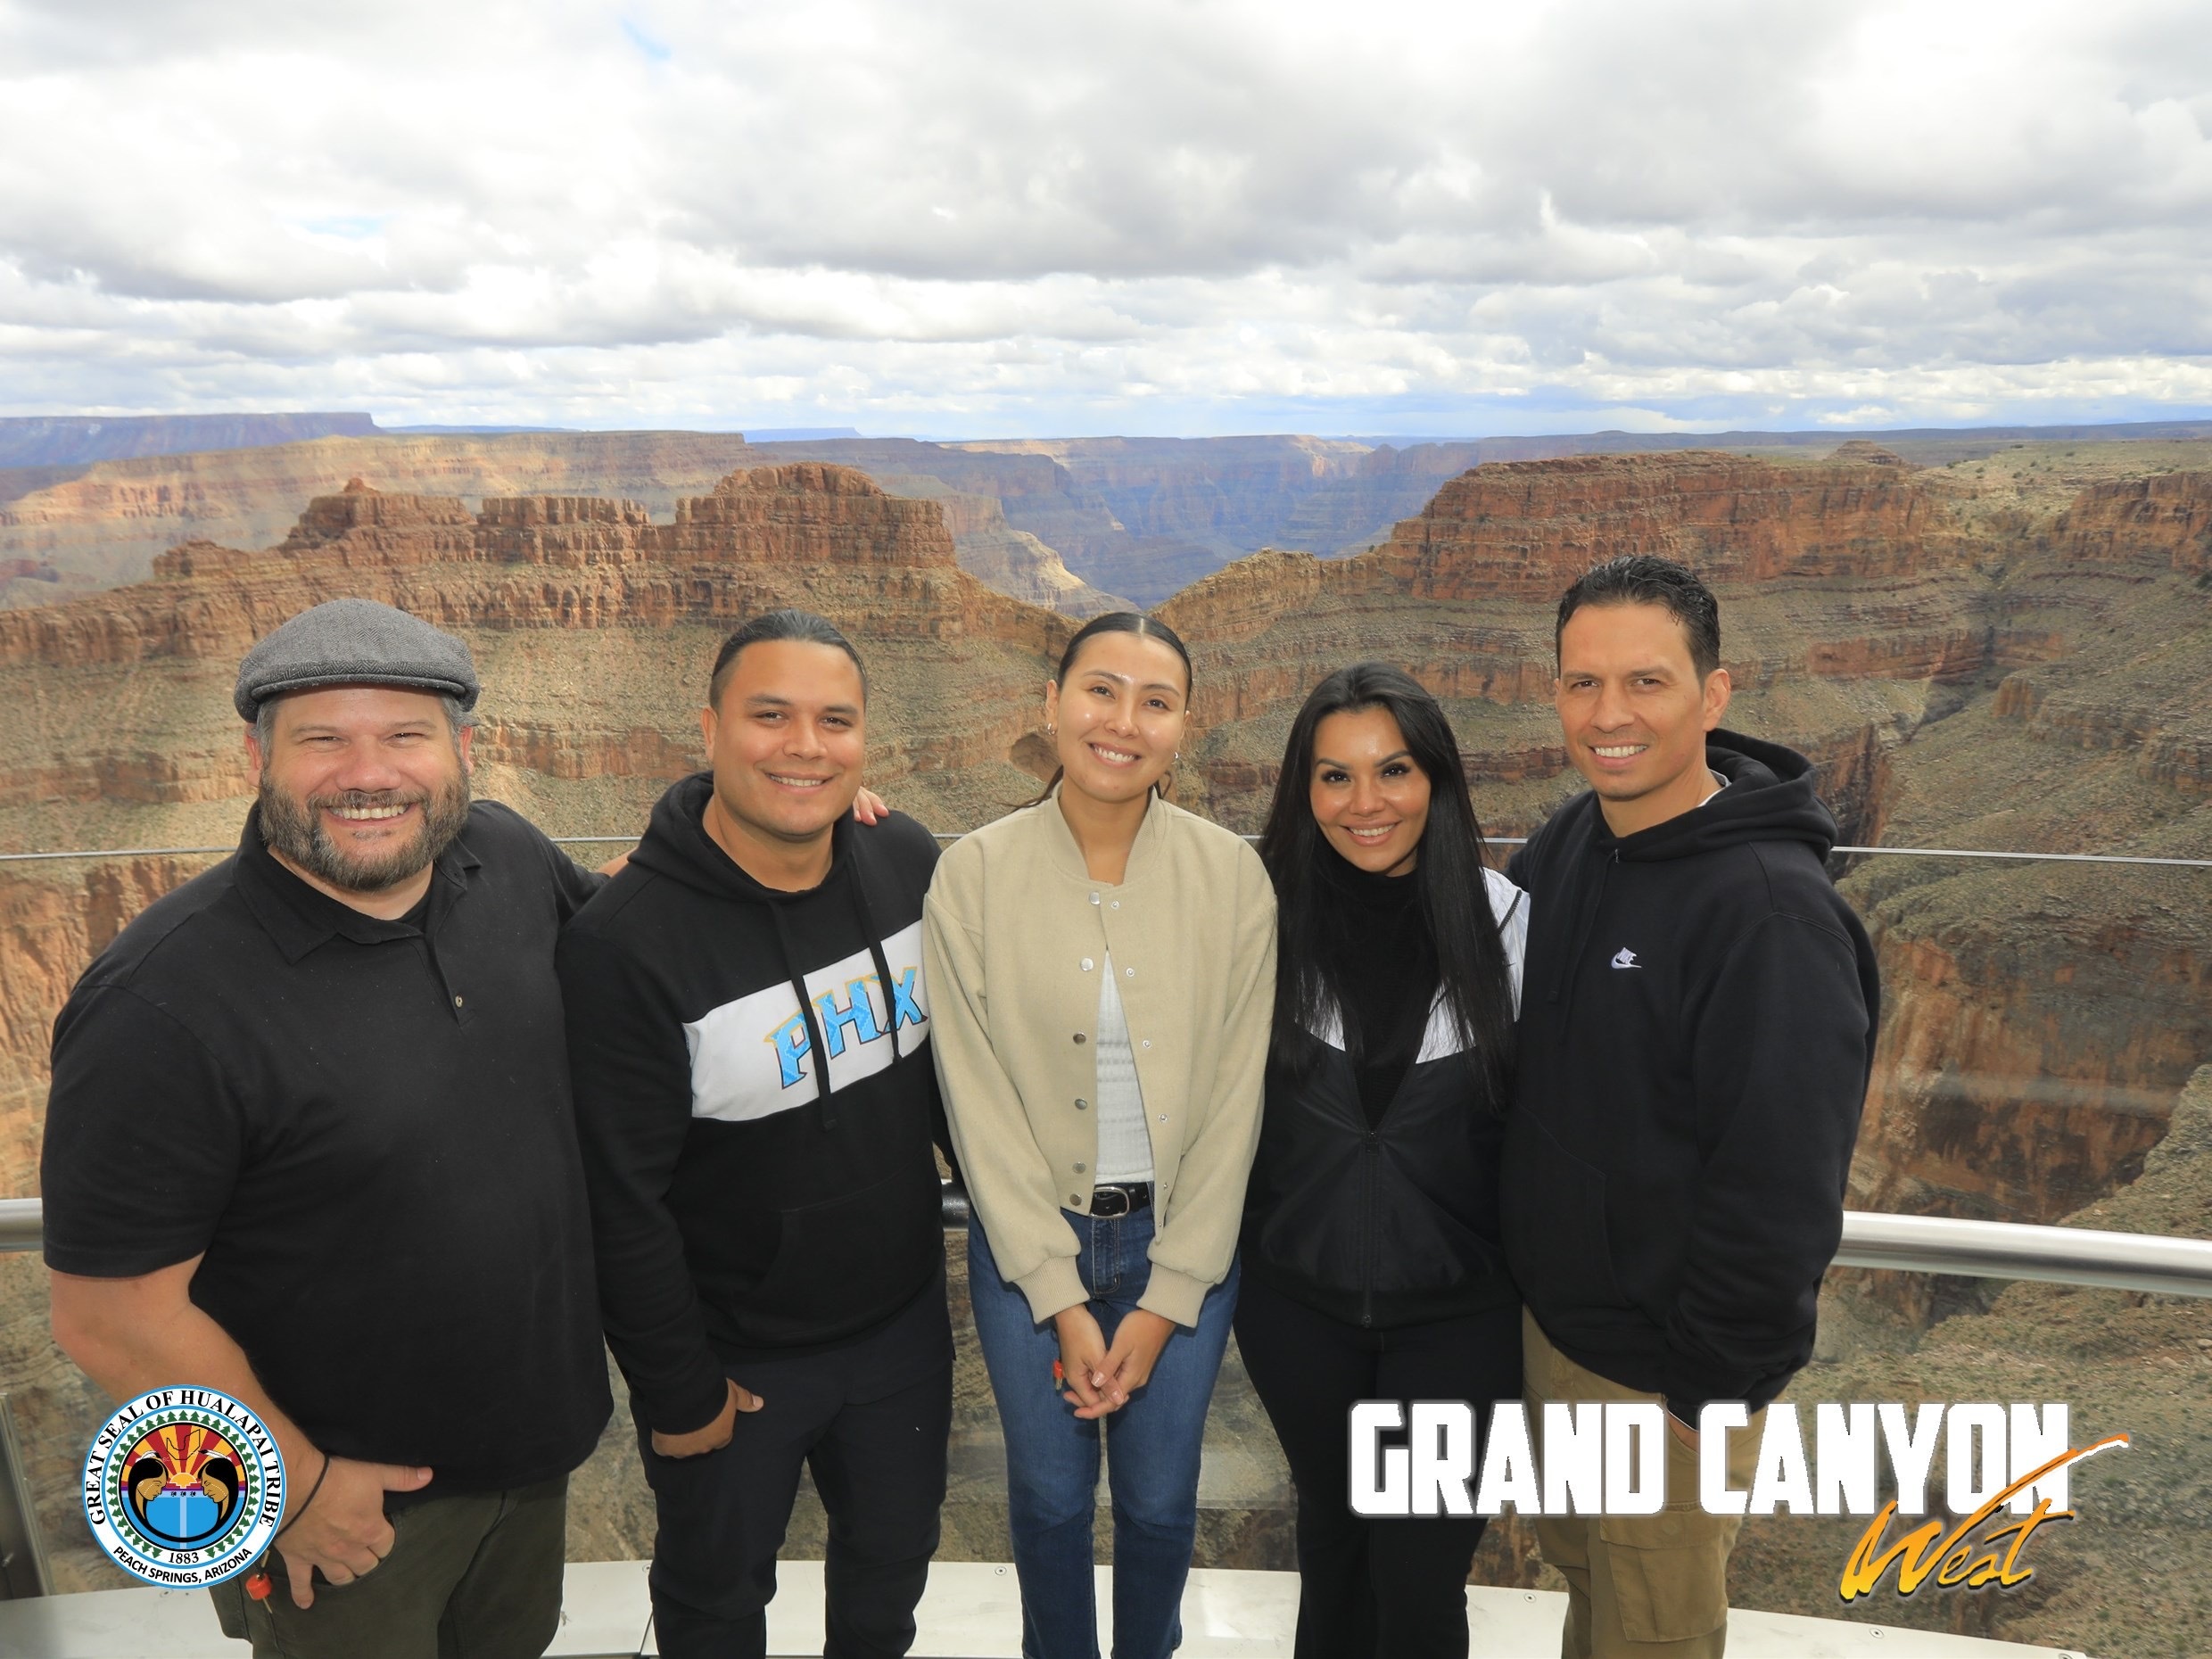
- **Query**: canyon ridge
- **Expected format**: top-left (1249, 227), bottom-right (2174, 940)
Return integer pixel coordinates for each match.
top-left (0, 435), bottom-right (2204, 1654)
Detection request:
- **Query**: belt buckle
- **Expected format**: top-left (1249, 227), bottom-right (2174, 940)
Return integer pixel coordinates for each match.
top-left (1092, 1185), bottom-right (1132, 1218)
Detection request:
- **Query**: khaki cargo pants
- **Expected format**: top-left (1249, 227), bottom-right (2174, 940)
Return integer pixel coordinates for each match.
top-left (1523, 1310), bottom-right (1762, 1658)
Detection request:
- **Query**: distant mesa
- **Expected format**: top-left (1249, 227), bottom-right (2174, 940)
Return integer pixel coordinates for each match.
top-left (1826, 440), bottom-right (1912, 467)
top-left (12, 418), bottom-right (2212, 621)
top-left (0, 412), bottom-right (377, 469)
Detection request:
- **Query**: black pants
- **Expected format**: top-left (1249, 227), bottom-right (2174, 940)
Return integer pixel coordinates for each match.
top-left (637, 1273), bottom-right (953, 1659)
top-left (1233, 1274), bottom-right (1522, 1659)
top-left (209, 1478), bottom-right (565, 1659)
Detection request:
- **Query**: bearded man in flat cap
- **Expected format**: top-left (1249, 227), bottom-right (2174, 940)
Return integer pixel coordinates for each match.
top-left (42, 598), bottom-right (614, 1659)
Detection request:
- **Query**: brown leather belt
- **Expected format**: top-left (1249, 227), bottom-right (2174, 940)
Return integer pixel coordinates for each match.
top-left (1089, 1183), bottom-right (1153, 1217)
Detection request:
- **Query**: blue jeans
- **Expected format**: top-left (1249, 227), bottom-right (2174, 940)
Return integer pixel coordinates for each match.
top-left (968, 1211), bottom-right (1240, 1659)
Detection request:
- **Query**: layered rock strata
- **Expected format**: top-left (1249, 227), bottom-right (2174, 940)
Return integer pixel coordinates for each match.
top-left (1156, 449), bottom-right (2210, 1292)
top-left (3, 444), bottom-right (2209, 1628)
top-left (0, 463), bottom-right (1073, 1175)
top-left (2051, 469), bottom-right (2212, 574)
top-left (0, 433), bottom-right (1113, 615)
top-left (1368, 448), bottom-right (1970, 598)
top-left (1159, 448), bottom-right (1991, 832)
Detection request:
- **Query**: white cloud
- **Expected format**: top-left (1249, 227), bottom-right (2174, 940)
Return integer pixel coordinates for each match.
top-left (1, 0), bottom-right (2209, 433)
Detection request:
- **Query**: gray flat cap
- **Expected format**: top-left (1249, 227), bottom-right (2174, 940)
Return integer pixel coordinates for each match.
top-left (235, 598), bottom-right (481, 721)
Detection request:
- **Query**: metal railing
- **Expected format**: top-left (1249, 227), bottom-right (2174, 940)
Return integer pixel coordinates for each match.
top-left (5, 1190), bottom-right (2208, 1298)
top-left (2, 838), bottom-right (2210, 869)
top-left (1828, 1209), bottom-right (2212, 1297)
top-left (0, 1183), bottom-right (2202, 1630)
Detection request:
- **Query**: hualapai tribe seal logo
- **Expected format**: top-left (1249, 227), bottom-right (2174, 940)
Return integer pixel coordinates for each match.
top-left (83, 1386), bottom-right (285, 1588)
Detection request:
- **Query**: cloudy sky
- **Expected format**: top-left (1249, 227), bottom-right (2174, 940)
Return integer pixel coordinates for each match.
top-left (4, 0), bottom-right (2210, 437)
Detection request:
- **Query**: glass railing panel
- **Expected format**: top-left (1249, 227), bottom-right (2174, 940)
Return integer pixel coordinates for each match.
top-left (1718, 1239), bottom-right (2211, 1658)
top-left (1833, 851), bottom-right (2211, 1261)
top-left (0, 1253), bottom-right (136, 1595)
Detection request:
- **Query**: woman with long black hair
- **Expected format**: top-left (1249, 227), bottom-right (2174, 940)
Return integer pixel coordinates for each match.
top-left (1236, 662), bottom-right (1526, 1658)
top-left (924, 611), bottom-right (1275, 1659)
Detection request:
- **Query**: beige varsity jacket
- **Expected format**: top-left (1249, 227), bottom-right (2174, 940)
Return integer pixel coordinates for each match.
top-left (922, 791), bottom-right (1276, 1327)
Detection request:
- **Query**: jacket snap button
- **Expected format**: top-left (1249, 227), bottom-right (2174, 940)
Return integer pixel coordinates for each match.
top-left (453, 995), bottom-right (465, 1008)
top-left (1158, 1115), bottom-right (1167, 1124)
top-left (1110, 900), bottom-right (1120, 910)
top-left (1081, 957), bottom-right (1094, 971)
top-left (1124, 967), bottom-right (1134, 978)
top-left (1089, 893), bottom-right (1101, 905)
top-left (1074, 1033), bottom-right (1087, 1044)
top-left (1140, 1039), bottom-right (1151, 1050)
top-left (1076, 1098), bottom-right (1089, 1110)
top-left (1074, 1162), bottom-right (1086, 1173)
top-left (1070, 1193), bottom-right (1082, 1205)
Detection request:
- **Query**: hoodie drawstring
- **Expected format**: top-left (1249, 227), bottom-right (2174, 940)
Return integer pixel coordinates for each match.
top-left (763, 846), bottom-right (906, 1136)
top-left (763, 903), bottom-right (838, 1130)
top-left (1549, 845), bottom-right (1615, 1028)
top-left (846, 875), bottom-right (902, 1065)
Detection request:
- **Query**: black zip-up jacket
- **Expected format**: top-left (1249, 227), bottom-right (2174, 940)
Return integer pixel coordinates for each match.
top-left (1242, 868), bottom-right (1528, 1330)
top-left (1503, 731), bottom-right (1878, 1422)
top-left (558, 775), bottom-right (950, 1435)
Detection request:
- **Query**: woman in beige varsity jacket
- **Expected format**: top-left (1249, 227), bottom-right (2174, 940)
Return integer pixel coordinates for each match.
top-left (923, 612), bottom-right (1275, 1659)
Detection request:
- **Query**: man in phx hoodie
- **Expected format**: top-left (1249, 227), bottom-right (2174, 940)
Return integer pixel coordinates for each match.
top-left (1504, 558), bottom-right (1878, 1659)
top-left (558, 612), bottom-right (954, 1659)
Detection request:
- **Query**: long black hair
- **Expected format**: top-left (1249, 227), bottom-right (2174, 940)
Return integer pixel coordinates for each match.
top-left (1256, 663), bottom-right (1517, 1109)
top-left (1023, 611), bottom-right (1195, 807)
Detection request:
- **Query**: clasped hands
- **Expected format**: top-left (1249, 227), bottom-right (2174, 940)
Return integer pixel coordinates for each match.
top-left (1053, 1305), bottom-right (1174, 1420)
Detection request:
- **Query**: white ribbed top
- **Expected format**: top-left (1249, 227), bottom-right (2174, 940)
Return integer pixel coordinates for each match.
top-left (1091, 953), bottom-right (1155, 1183)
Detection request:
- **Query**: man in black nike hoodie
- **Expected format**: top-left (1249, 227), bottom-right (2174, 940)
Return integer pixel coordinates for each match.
top-left (557, 612), bottom-right (953, 1659)
top-left (1504, 557), bottom-right (1878, 1659)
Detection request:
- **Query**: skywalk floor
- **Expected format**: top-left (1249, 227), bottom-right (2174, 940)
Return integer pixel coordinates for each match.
top-left (0, 1560), bottom-right (2089, 1658)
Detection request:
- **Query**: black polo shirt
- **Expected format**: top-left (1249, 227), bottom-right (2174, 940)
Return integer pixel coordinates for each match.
top-left (42, 802), bottom-right (612, 1497)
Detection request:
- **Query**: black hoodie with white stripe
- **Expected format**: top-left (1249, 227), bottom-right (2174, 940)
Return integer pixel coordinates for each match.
top-left (558, 773), bottom-right (948, 1435)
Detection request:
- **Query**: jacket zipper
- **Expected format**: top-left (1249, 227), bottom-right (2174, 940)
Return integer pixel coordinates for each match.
top-left (1359, 1129), bottom-right (1381, 1328)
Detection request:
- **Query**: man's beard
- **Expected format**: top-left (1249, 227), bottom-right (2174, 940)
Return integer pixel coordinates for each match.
top-left (258, 770), bottom-right (472, 895)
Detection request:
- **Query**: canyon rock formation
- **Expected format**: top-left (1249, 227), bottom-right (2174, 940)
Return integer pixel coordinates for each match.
top-left (10, 442), bottom-right (2200, 1226)
top-left (1365, 446), bottom-right (1971, 596)
top-left (1149, 449), bottom-right (2208, 1263)
top-left (2051, 468), bottom-right (2212, 574)
top-left (1160, 447), bottom-right (1990, 829)
top-left (0, 459), bottom-right (1075, 1147)
top-left (0, 441), bottom-right (2206, 1628)
top-left (0, 432), bottom-right (1120, 615)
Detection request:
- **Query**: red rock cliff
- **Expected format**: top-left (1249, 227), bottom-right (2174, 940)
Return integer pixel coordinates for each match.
top-left (0, 465), bottom-right (1060, 674)
top-left (1362, 447), bottom-right (1965, 598)
top-left (2051, 470), bottom-right (2212, 574)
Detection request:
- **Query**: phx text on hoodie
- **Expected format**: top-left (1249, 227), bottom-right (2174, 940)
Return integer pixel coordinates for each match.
top-left (557, 773), bottom-right (951, 1436)
top-left (1502, 730), bottom-right (1880, 1425)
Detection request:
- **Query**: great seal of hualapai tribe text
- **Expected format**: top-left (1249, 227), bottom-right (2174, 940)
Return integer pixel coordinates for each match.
top-left (82, 1385), bottom-right (285, 1589)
